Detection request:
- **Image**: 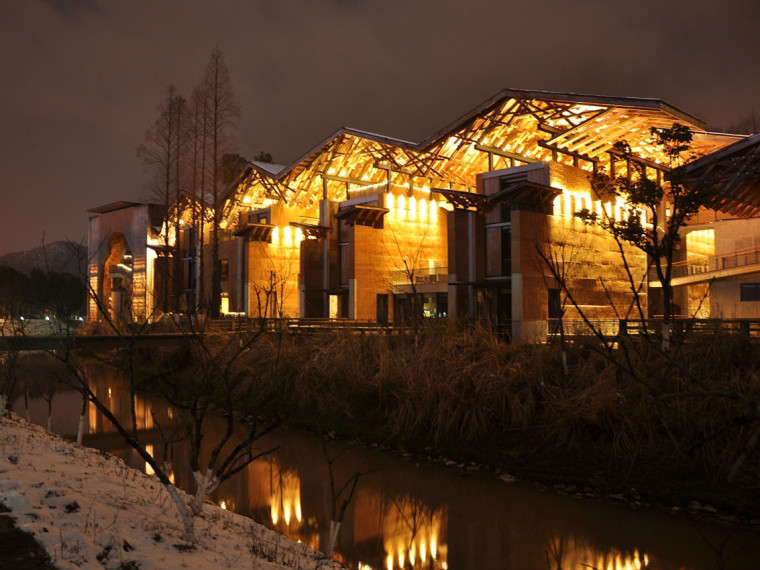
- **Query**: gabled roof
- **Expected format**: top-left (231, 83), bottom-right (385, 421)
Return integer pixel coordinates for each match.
top-left (227, 88), bottom-right (739, 215)
top-left (419, 88), bottom-right (706, 149)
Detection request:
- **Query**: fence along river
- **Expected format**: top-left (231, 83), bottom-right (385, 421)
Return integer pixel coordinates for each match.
top-left (13, 363), bottom-right (760, 570)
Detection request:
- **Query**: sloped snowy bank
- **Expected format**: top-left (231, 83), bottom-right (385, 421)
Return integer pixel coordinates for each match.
top-left (0, 413), bottom-right (342, 569)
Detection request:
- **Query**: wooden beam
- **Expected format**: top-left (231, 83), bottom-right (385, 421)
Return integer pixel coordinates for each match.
top-left (321, 173), bottom-right (367, 186)
top-left (474, 143), bottom-right (539, 164)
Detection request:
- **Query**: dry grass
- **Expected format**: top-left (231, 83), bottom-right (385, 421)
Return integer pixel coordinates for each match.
top-left (229, 327), bottom-right (760, 498)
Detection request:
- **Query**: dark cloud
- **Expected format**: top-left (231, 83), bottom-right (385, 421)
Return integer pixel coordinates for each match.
top-left (1, 0), bottom-right (759, 254)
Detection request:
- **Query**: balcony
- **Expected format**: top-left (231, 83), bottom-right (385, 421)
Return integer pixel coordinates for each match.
top-left (391, 266), bottom-right (448, 286)
top-left (649, 245), bottom-right (760, 287)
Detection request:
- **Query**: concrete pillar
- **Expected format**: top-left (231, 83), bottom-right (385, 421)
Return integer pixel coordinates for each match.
top-left (467, 210), bottom-right (476, 322)
top-left (320, 199), bottom-right (332, 318)
top-left (349, 278), bottom-right (357, 319)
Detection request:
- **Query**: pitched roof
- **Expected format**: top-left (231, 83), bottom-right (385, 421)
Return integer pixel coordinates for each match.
top-left (228, 88), bottom-right (738, 212)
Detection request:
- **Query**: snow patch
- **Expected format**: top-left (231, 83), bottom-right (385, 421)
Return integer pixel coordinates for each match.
top-left (0, 412), bottom-right (343, 569)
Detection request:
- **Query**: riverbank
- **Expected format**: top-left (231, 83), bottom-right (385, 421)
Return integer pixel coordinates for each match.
top-left (217, 328), bottom-right (760, 524)
top-left (0, 412), bottom-right (341, 569)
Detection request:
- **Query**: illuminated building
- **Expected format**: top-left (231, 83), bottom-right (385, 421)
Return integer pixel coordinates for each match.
top-left (87, 89), bottom-right (760, 339)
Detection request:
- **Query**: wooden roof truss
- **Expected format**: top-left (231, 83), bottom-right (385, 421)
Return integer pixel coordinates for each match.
top-left (221, 90), bottom-right (735, 232)
top-left (686, 133), bottom-right (760, 217)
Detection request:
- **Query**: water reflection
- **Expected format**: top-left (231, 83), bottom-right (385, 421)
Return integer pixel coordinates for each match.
top-left (544, 535), bottom-right (649, 570)
top-left (12, 362), bottom-right (760, 570)
top-left (378, 496), bottom-right (446, 570)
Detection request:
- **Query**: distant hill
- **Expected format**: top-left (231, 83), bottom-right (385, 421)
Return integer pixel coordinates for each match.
top-left (0, 241), bottom-right (86, 277)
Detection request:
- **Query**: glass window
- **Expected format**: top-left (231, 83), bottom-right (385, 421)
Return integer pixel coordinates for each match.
top-left (740, 283), bottom-right (760, 301)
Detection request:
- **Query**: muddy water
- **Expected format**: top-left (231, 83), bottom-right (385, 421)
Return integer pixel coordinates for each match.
top-left (13, 366), bottom-right (760, 570)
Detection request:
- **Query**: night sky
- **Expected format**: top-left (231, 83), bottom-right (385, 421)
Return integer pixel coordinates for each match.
top-left (2, 0), bottom-right (759, 256)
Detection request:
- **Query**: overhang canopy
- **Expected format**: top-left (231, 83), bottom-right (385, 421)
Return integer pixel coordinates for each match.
top-left (431, 188), bottom-right (487, 211)
top-left (289, 221), bottom-right (329, 239)
top-left (233, 223), bottom-right (275, 242)
top-left (487, 181), bottom-right (561, 214)
top-left (685, 132), bottom-right (760, 217)
top-left (334, 205), bottom-right (389, 228)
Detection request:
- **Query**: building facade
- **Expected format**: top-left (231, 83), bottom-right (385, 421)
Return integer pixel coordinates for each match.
top-left (87, 89), bottom-right (760, 340)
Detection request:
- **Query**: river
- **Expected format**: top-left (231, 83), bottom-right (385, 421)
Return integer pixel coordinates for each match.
top-left (12, 360), bottom-right (760, 570)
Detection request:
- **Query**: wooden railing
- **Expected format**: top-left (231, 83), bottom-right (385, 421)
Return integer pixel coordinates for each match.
top-left (206, 317), bottom-right (402, 334)
top-left (548, 318), bottom-right (760, 339)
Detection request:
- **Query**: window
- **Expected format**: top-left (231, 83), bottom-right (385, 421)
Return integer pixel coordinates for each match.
top-left (499, 202), bottom-right (512, 223)
top-left (501, 228), bottom-right (512, 275)
top-left (219, 259), bottom-right (230, 282)
top-left (548, 288), bottom-right (562, 319)
top-left (740, 283), bottom-right (760, 301)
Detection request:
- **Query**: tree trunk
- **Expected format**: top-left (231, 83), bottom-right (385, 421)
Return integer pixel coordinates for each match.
top-left (326, 520), bottom-right (341, 559)
top-left (190, 468), bottom-right (219, 516)
top-left (76, 391), bottom-right (87, 445)
top-left (46, 396), bottom-right (53, 432)
top-left (166, 483), bottom-right (196, 543)
top-left (23, 388), bottom-right (30, 421)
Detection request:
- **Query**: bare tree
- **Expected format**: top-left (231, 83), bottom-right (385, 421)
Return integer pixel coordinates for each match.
top-left (48, 302), bottom-right (279, 544)
top-left (0, 321), bottom-right (23, 415)
top-left (143, 320), bottom-right (281, 527)
top-left (383, 218), bottom-right (434, 337)
top-left (321, 441), bottom-right (364, 560)
top-left (198, 48), bottom-right (241, 318)
top-left (138, 85), bottom-right (189, 314)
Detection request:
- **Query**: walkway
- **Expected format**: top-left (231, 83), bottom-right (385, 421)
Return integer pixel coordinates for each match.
top-left (648, 245), bottom-right (760, 287)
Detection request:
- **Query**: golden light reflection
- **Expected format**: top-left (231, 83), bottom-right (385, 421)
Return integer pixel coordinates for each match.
top-left (397, 195), bottom-right (406, 219)
top-left (429, 200), bottom-right (438, 221)
top-left (544, 535), bottom-right (651, 570)
top-left (382, 499), bottom-right (446, 570)
top-left (269, 467), bottom-right (303, 528)
top-left (418, 197), bottom-right (427, 221)
top-left (246, 458), bottom-right (320, 554)
top-left (552, 189), bottom-right (637, 222)
top-left (145, 444), bottom-right (154, 475)
top-left (88, 399), bottom-right (97, 434)
top-left (219, 498), bottom-right (235, 511)
top-left (283, 225), bottom-right (293, 248)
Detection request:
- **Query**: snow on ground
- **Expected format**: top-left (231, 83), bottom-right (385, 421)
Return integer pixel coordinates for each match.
top-left (0, 413), bottom-right (343, 569)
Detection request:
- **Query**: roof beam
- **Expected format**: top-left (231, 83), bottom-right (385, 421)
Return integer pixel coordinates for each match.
top-left (474, 143), bottom-right (539, 164)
